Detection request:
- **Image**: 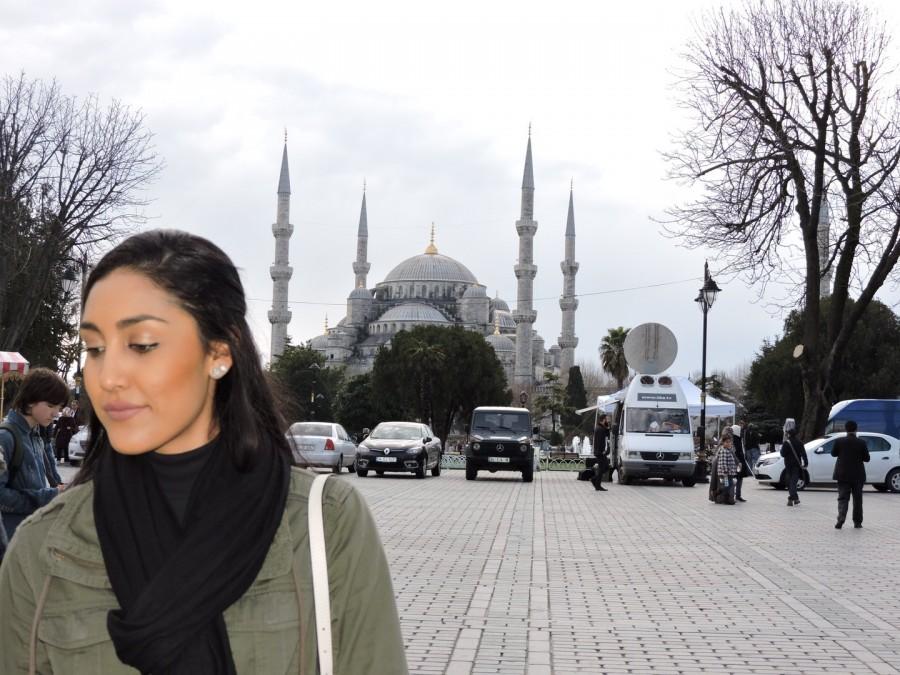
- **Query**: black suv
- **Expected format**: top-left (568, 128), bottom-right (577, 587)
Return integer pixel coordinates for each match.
top-left (465, 406), bottom-right (537, 482)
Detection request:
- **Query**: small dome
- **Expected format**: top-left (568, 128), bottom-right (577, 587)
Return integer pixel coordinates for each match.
top-left (493, 310), bottom-right (515, 330)
top-left (377, 303), bottom-right (449, 323)
top-left (462, 285), bottom-right (487, 299)
top-left (349, 287), bottom-right (372, 300)
top-left (486, 333), bottom-right (515, 353)
top-left (491, 297), bottom-right (510, 312)
top-left (310, 333), bottom-right (328, 349)
top-left (549, 344), bottom-right (561, 353)
top-left (383, 253), bottom-right (478, 284)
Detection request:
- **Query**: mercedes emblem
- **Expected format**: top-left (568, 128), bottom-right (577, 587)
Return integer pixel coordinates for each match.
top-left (496, 444), bottom-right (504, 453)
top-left (656, 452), bottom-right (665, 460)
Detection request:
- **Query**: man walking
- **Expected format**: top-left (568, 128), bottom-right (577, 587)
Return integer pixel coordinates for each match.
top-left (831, 420), bottom-right (870, 529)
top-left (591, 413), bottom-right (611, 491)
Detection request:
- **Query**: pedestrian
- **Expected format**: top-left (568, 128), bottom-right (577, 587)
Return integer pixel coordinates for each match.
top-left (731, 424), bottom-right (752, 502)
top-left (591, 413), bottom-right (611, 491)
top-left (714, 434), bottom-right (738, 504)
top-left (831, 419), bottom-right (870, 529)
top-left (0, 230), bottom-right (408, 675)
top-left (744, 422), bottom-right (761, 475)
top-left (53, 401), bottom-right (79, 463)
top-left (0, 367), bottom-right (68, 545)
top-left (0, 453), bottom-right (8, 561)
top-left (780, 426), bottom-right (808, 506)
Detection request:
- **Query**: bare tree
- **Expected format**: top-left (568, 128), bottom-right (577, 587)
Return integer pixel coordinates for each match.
top-left (0, 73), bottom-right (162, 350)
top-left (665, 0), bottom-right (900, 438)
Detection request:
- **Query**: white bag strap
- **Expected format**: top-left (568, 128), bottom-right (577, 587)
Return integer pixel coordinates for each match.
top-left (309, 474), bottom-right (334, 675)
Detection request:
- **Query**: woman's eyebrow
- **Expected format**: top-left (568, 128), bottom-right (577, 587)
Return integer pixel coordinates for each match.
top-left (80, 315), bottom-right (169, 333)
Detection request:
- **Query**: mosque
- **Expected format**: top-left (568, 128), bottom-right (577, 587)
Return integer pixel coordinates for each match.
top-left (267, 132), bottom-right (580, 391)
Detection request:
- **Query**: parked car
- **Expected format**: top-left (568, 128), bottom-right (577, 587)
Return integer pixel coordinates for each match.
top-left (755, 432), bottom-right (900, 492)
top-left (355, 422), bottom-right (442, 478)
top-left (68, 426), bottom-right (89, 466)
top-left (286, 422), bottom-right (357, 474)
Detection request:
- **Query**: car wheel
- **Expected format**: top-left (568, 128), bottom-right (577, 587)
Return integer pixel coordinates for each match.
top-left (466, 462), bottom-right (477, 481)
top-left (332, 462), bottom-right (342, 474)
top-left (522, 465), bottom-right (534, 483)
top-left (886, 468), bottom-right (900, 493)
top-left (618, 467), bottom-right (631, 485)
top-left (431, 453), bottom-right (441, 476)
top-left (356, 468), bottom-right (368, 477)
top-left (682, 478), bottom-right (696, 487)
top-left (415, 456), bottom-right (426, 479)
top-left (873, 483), bottom-right (888, 492)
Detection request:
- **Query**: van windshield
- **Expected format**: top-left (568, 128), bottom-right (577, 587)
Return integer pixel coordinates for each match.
top-left (626, 408), bottom-right (690, 434)
top-left (472, 412), bottom-right (530, 436)
top-left (825, 401), bottom-right (900, 437)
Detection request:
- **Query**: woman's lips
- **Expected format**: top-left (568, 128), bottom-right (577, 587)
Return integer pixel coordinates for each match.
top-left (103, 405), bottom-right (147, 422)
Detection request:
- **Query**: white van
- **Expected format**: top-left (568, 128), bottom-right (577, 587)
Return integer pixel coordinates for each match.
top-left (610, 374), bottom-right (696, 487)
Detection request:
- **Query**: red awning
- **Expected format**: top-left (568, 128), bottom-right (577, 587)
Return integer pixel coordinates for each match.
top-left (0, 351), bottom-right (29, 376)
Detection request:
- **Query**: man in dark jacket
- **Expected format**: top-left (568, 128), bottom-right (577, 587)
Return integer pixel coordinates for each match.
top-left (831, 420), bottom-right (870, 529)
top-left (780, 427), bottom-right (808, 507)
top-left (591, 413), bottom-right (611, 491)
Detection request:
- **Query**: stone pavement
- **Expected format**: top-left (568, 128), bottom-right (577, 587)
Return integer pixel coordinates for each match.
top-left (349, 469), bottom-right (900, 675)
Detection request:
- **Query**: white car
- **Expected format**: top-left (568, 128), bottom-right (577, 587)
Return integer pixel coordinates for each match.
top-left (755, 432), bottom-right (900, 492)
top-left (286, 422), bottom-right (357, 474)
top-left (68, 426), bottom-right (89, 466)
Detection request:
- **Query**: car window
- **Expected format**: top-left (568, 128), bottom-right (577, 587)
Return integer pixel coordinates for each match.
top-left (290, 422), bottom-right (333, 437)
top-left (815, 439), bottom-right (836, 454)
top-left (863, 436), bottom-right (891, 453)
top-left (370, 424), bottom-right (422, 440)
top-left (337, 426), bottom-right (350, 441)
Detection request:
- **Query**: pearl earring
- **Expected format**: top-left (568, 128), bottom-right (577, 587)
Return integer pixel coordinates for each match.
top-left (211, 365), bottom-right (229, 380)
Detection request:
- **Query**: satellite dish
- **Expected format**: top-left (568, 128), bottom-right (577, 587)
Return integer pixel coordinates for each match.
top-left (623, 323), bottom-right (678, 375)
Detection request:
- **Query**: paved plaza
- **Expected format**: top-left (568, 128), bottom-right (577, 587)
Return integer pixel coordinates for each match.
top-left (351, 469), bottom-right (900, 675)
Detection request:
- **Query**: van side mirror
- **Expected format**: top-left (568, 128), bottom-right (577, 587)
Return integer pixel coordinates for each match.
top-left (423, 437), bottom-right (432, 444)
top-left (362, 428), bottom-right (370, 438)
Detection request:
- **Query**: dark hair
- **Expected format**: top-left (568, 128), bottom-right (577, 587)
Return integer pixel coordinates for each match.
top-left (845, 420), bottom-right (858, 432)
top-left (12, 367), bottom-right (69, 414)
top-left (73, 230), bottom-right (291, 485)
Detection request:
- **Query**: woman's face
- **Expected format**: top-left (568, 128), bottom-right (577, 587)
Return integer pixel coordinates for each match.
top-left (80, 268), bottom-right (232, 455)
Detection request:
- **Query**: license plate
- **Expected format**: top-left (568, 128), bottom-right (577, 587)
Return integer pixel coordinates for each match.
top-left (376, 457), bottom-right (397, 463)
top-left (296, 444), bottom-right (314, 451)
top-left (488, 457), bottom-right (510, 463)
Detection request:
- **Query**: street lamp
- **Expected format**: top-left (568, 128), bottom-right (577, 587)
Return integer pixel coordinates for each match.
top-left (694, 261), bottom-right (721, 482)
top-left (519, 391), bottom-right (528, 407)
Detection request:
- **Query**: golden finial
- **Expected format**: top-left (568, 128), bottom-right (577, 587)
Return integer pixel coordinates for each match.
top-left (493, 313), bottom-right (501, 336)
top-left (570, 177), bottom-right (573, 191)
top-left (424, 222), bottom-right (438, 255)
top-left (324, 314), bottom-right (329, 332)
top-left (528, 122), bottom-right (532, 137)
top-left (284, 127), bottom-right (288, 143)
top-left (363, 177), bottom-right (366, 193)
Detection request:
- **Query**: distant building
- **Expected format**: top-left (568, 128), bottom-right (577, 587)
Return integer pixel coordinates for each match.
top-left (272, 132), bottom-right (580, 389)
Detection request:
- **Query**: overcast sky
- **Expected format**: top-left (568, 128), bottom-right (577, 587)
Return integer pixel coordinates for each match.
top-left (4, 0), bottom-right (900, 377)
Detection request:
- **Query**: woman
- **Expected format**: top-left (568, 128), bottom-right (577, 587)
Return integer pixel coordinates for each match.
top-left (0, 230), bottom-right (407, 674)
top-left (781, 426), bottom-right (808, 507)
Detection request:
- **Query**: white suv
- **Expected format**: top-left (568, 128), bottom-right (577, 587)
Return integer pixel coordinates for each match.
top-left (68, 426), bottom-right (89, 466)
top-left (755, 432), bottom-right (900, 492)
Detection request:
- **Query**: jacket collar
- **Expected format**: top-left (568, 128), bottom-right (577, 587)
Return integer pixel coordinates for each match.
top-left (41, 481), bottom-right (295, 589)
top-left (4, 409), bottom-right (38, 437)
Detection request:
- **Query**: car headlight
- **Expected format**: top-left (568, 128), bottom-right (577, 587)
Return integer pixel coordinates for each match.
top-left (519, 444), bottom-right (528, 452)
top-left (407, 447), bottom-right (422, 455)
top-left (759, 457), bottom-right (780, 466)
top-left (472, 442), bottom-right (481, 450)
top-left (680, 452), bottom-right (694, 459)
top-left (628, 451), bottom-right (640, 458)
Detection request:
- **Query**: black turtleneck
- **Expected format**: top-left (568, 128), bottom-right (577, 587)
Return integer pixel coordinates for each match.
top-left (147, 438), bottom-right (217, 525)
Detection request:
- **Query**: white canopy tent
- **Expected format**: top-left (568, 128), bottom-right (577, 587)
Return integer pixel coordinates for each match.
top-left (576, 376), bottom-right (736, 418)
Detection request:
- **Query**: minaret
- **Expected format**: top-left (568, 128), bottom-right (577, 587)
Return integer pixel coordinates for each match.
top-left (268, 135), bottom-right (293, 361)
top-left (353, 182), bottom-right (371, 289)
top-left (558, 181), bottom-right (579, 384)
top-left (513, 128), bottom-right (538, 390)
top-left (817, 195), bottom-right (832, 298)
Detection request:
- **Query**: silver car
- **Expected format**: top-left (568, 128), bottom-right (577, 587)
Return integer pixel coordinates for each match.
top-left (287, 422), bottom-right (357, 474)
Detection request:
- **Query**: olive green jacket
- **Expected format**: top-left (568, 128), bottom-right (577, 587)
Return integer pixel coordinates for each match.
top-left (0, 468), bottom-right (408, 674)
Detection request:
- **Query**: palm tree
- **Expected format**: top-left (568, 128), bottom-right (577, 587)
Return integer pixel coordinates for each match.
top-left (600, 327), bottom-right (630, 390)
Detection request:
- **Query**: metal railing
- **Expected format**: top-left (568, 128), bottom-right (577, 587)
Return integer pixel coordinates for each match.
top-left (440, 453), bottom-right (587, 472)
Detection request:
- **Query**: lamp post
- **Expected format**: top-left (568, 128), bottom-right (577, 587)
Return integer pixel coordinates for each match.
top-left (519, 391), bottom-right (528, 408)
top-left (61, 255), bottom-right (88, 397)
top-left (694, 261), bottom-right (721, 482)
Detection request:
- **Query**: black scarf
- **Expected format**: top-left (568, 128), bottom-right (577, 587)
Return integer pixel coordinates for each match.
top-left (94, 435), bottom-right (290, 675)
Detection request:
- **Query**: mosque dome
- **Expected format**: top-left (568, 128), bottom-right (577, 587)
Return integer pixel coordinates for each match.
top-left (310, 333), bottom-right (329, 349)
top-left (383, 252), bottom-right (478, 285)
top-left (462, 285), bottom-right (487, 298)
top-left (377, 303), bottom-right (449, 323)
top-left (486, 333), bottom-right (515, 353)
top-left (490, 296), bottom-right (510, 312)
top-left (349, 287), bottom-right (372, 299)
top-left (493, 310), bottom-right (516, 331)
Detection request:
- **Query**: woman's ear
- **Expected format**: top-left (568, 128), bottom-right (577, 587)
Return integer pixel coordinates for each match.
top-left (208, 341), bottom-right (234, 379)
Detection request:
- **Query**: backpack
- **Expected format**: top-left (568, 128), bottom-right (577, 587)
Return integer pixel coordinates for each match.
top-left (0, 423), bottom-right (26, 485)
